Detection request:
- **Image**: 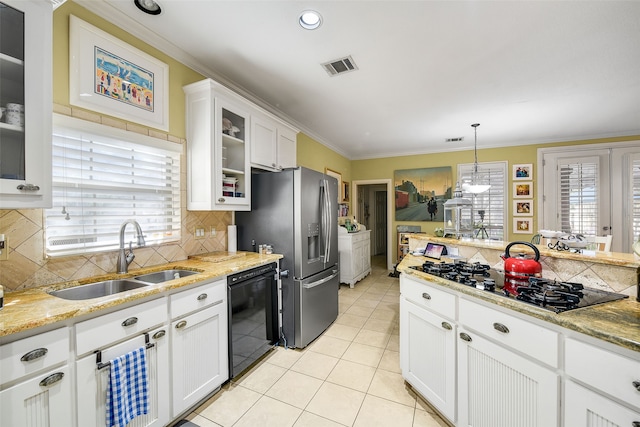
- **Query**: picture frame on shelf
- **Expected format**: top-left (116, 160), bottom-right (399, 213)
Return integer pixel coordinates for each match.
top-left (513, 199), bottom-right (533, 217)
top-left (513, 218), bottom-right (533, 234)
top-left (69, 15), bottom-right (169, 131)
top-left (513, 181), bottom-right (533, 198)
top-left (513, 163), bottom-right (533, 180)
top-left (325, 168), bottom-right (342, 203)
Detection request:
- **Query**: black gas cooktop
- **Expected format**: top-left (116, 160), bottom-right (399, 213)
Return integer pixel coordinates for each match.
top-left (409, 260), bottom-right (628, 313)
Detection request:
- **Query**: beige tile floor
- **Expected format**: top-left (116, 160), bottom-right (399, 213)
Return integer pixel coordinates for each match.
top-left (179, 256), bottom-right (449, 427)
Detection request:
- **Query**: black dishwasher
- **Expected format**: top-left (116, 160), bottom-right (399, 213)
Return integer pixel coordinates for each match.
top-left (227, 263), bottom-right (279, 378)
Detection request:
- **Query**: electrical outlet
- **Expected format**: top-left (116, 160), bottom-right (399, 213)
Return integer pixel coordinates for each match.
top-left (194, 227), bottom-right (205, 239)
top-left (210, 227), bottom-right (217, 237)
top-left (0, 237), bottom-right (8, 261)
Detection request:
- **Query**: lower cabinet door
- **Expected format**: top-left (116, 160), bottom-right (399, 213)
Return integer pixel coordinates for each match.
top-left (565, 380), bottom-right (640, 426)
top-left (76, 326), bottom-right (170, 427)
top-left (457, 327), bottom-right (559, 427)
top-left (400, 297), bottom-right (456, 423)
top-left (171, 302), bottom-right (229, 417)
top-left (0, 365), bottom-right (72, 427)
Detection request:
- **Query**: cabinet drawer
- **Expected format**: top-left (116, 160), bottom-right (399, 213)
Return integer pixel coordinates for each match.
top-left (459, 298), bottom-right (559, 368)
top-left (76, 297), bottom-right (167, 356)
top-left (400, 275), bottom-right (456, 319)
top-left (1, 327), bottom-right (69, 385)
top-left (565, 337), bottom-right (640, 408)
top-left (170, 279), bottom-right (226, 319)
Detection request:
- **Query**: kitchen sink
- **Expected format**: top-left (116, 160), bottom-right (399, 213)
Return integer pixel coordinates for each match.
top-left (48, 280), bottom-right (150, 300)
top-left (133, 269), bottom-right (200, 284)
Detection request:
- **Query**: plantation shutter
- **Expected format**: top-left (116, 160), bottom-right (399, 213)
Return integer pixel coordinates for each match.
top-left (458, 162), bottom-right (507, 240)
top-left (632, 157), bottom-right (640, 241)
top-left (557, 158), bottom-right (598, 235)
top-left (45, 117), bottom-right (181, 257)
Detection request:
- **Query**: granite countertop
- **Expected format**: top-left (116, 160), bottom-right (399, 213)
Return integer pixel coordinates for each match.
top-left (398, 254), bottom-right (640, 353)
top-left (0, 251), bottom-right (282, 339)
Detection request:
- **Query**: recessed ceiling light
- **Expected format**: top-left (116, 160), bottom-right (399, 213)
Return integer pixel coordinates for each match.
top-left (134, 0), bottom-right (162, 15)
top-left (299, 10), bottom-right (322, 30)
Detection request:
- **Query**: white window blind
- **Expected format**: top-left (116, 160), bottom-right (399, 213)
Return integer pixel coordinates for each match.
top-left (632, 158), bottom-right (640, 241)
top-left (558, 160), bottom-right (598, 235)
top-left (45, 117), bottom-right (181, 257)
top-left (458, 162), bottom-right (507, 240)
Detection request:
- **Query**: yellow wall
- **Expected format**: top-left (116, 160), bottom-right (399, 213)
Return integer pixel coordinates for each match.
top-left (352, 135), bottom-right (640, 262)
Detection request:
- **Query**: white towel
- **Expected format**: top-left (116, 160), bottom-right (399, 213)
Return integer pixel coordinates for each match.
top-left (106, 346), bottom-right (149, 427)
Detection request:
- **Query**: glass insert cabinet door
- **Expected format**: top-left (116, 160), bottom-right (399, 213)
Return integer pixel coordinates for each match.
top-left (0, 1), bottom-right (26, 181)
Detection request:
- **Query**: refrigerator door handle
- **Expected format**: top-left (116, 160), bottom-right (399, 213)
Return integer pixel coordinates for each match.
top-left (302, 269), bottom-right (339, 289)
top-left (322, 178), bottom-right (331, 264)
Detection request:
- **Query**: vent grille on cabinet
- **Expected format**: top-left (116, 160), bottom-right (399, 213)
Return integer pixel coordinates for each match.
top-left (322, 56), bottom-right (358, 76)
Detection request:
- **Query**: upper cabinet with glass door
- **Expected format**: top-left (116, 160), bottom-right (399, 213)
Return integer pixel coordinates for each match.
top-left (0, 0), bottom-right (52, 208)
top-left (184, 79), bottom-right (251, 211)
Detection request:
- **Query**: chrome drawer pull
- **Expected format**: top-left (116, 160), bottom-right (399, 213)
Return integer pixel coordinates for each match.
top-left (39, 372), bottom-right (64, 387)
top-left (441, 322), bottom-right (452, 330)
top-left (493, 322), bottom-right (510, 334)
top-left (16, 184), bottom-right (40, 191)
top-left (422, 292), bottom-right (431, 300)
top-left (633, 381), bottom-right (640, 392)
top-left (121, 317), bottom-right (138, 327)
top-left (152, 330), bottom-right (166, 340)
top-left (459, 332), bottom-right (472, 342)
top-left (21, 348), bottom-right (48, 362)
top-left (197, 293), bottom-right (208, 301)
top-left (175, 320), bottom-right (187, 329)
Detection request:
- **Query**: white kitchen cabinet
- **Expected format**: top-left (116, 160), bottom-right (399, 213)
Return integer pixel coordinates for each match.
top-left (338, 228), bottom-right (371, 287)
top-left (170, 279), bottom-right (228, 417)
top-left (250, 112), bottom-right (297, 171)
top-left (400, 275), bottom-right (457, 423)
top-left (0, 0), bottom-right (52, 208)
top-left (0, 364), bottom-right (72, 427)
top-left (76, 325), bottom-right (170, 427)
top-left (565, 380), bottom-right (640, 427)
top-left (184, 79), bottom-right (251, 211)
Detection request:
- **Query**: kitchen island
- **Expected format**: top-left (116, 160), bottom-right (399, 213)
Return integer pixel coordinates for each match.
top-left (397, 238), bottom-right (640, 427)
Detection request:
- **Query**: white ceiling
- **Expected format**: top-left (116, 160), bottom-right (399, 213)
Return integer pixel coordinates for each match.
top-left (74, 0), bottom-right (640, 160)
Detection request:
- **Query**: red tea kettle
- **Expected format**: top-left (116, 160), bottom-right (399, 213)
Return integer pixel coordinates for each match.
top-left (501, 241), bottom-right (542, 295)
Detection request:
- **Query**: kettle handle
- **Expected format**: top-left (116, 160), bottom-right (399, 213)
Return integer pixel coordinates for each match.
top-left (504, 241), bottom-right (540, 262)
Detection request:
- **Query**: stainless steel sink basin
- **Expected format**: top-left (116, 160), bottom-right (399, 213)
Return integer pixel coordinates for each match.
top-left (48, 280), bottom-right (150, 300)
top-left (134, 269), bottom-right (200, 284)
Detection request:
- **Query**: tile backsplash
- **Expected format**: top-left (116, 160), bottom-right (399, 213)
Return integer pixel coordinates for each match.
top-left (0, 106), bottom-right (232, 292)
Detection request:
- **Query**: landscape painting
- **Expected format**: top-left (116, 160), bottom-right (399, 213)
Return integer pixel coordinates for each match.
top-left (394, 167), bottom-right (453, 221)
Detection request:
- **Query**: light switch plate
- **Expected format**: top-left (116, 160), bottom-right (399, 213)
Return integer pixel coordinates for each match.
top-left (210, 227), bottom-right (217, 237)
top-left (0, 237), bottom-right (8, 260)
top-left (194, 227), bottom-right (205, 239)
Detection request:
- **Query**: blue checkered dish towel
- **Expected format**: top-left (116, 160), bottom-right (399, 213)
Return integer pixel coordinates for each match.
top-left (106, 346), bottom-right (149, 427)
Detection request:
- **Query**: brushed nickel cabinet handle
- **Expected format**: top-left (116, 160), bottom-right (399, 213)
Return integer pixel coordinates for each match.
top-left (422, 292), bottom-right (431, 300)
top-left (16, 184), bottom-right (40, 191)
top-left (197, 293), bottom-right (208, 301)
top-left (633, 381), bottom-right (640, 392)
top-left (441, 322), bottom-right (452, 330)
top-left (176, 320), bottom-right (187, 329)
top-left (21, 348), bottom-right (48, 362)
top-left (493, 322), bottom-right (510, 334)
top-left (121, 317), bottom-right (138, 327)
top-left (218, 198), bottom-right (226, 203)
top-left (39, 372), bottom-right (64, 387)
top-left (459, 332), bottom-right (472, 342)
top-left (152, 330), bottom-right (166, 340)
top-left (632, 422), bottom-right (640, 427)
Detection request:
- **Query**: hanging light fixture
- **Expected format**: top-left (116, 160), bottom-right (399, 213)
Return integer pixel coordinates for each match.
top-left (462, 123), bottom-right (491, 194)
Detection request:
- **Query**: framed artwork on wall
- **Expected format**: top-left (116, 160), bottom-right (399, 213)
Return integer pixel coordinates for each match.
top-left (513, 182), bottom-right (533, 198)
top-left (69, 15), bottom-right (170, 131)
top-left (343, 182), bottom-right (350, 202)
top-left (513, 199), bottom-right (533, 217)
top-left (513, 163), bottom-right (533, 180)
top-left (393, 167), bottom-right (453, 221)
top-left (513, 218), bottom-right (533, 234)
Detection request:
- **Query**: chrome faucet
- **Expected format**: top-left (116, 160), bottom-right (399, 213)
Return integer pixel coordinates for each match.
top-left (117, 220), bottom-right (146, 274)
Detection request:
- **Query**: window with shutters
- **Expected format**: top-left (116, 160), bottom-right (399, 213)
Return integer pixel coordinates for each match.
top-left (457, 161), bottom-right (507, 240)
top-left (558, 160), bottom-right (598, 235)
top-left (632, 156), bottom-right (640, 242)
top-left (45, 115), bottom-right (181, 257)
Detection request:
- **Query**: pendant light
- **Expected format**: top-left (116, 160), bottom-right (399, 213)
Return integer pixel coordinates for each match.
top-left (462, 123), bottom-right (491, 194)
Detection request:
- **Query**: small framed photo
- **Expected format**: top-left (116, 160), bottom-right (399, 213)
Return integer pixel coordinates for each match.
top-left (513, 200), bottom-right (533, 217)
top-left (513, 164), bottom-right (533, 180)
top-left (513, 218), bottom-right (533, 234)
top-left (513, 182), bottom-right (533, 198)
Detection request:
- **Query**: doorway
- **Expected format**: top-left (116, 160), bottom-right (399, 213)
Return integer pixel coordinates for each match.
top-left (352, 179), bottom-right (393, 271)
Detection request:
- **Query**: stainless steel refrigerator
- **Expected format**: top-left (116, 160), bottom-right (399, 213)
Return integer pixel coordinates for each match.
top-left (235, 167), bottom-right (339, 348)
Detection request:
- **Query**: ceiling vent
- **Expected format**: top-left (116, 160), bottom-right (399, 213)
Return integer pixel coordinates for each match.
top-left (322, 56), bottom-right (358, 76)
top-left (446, 137), bottom-right (464, 142)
